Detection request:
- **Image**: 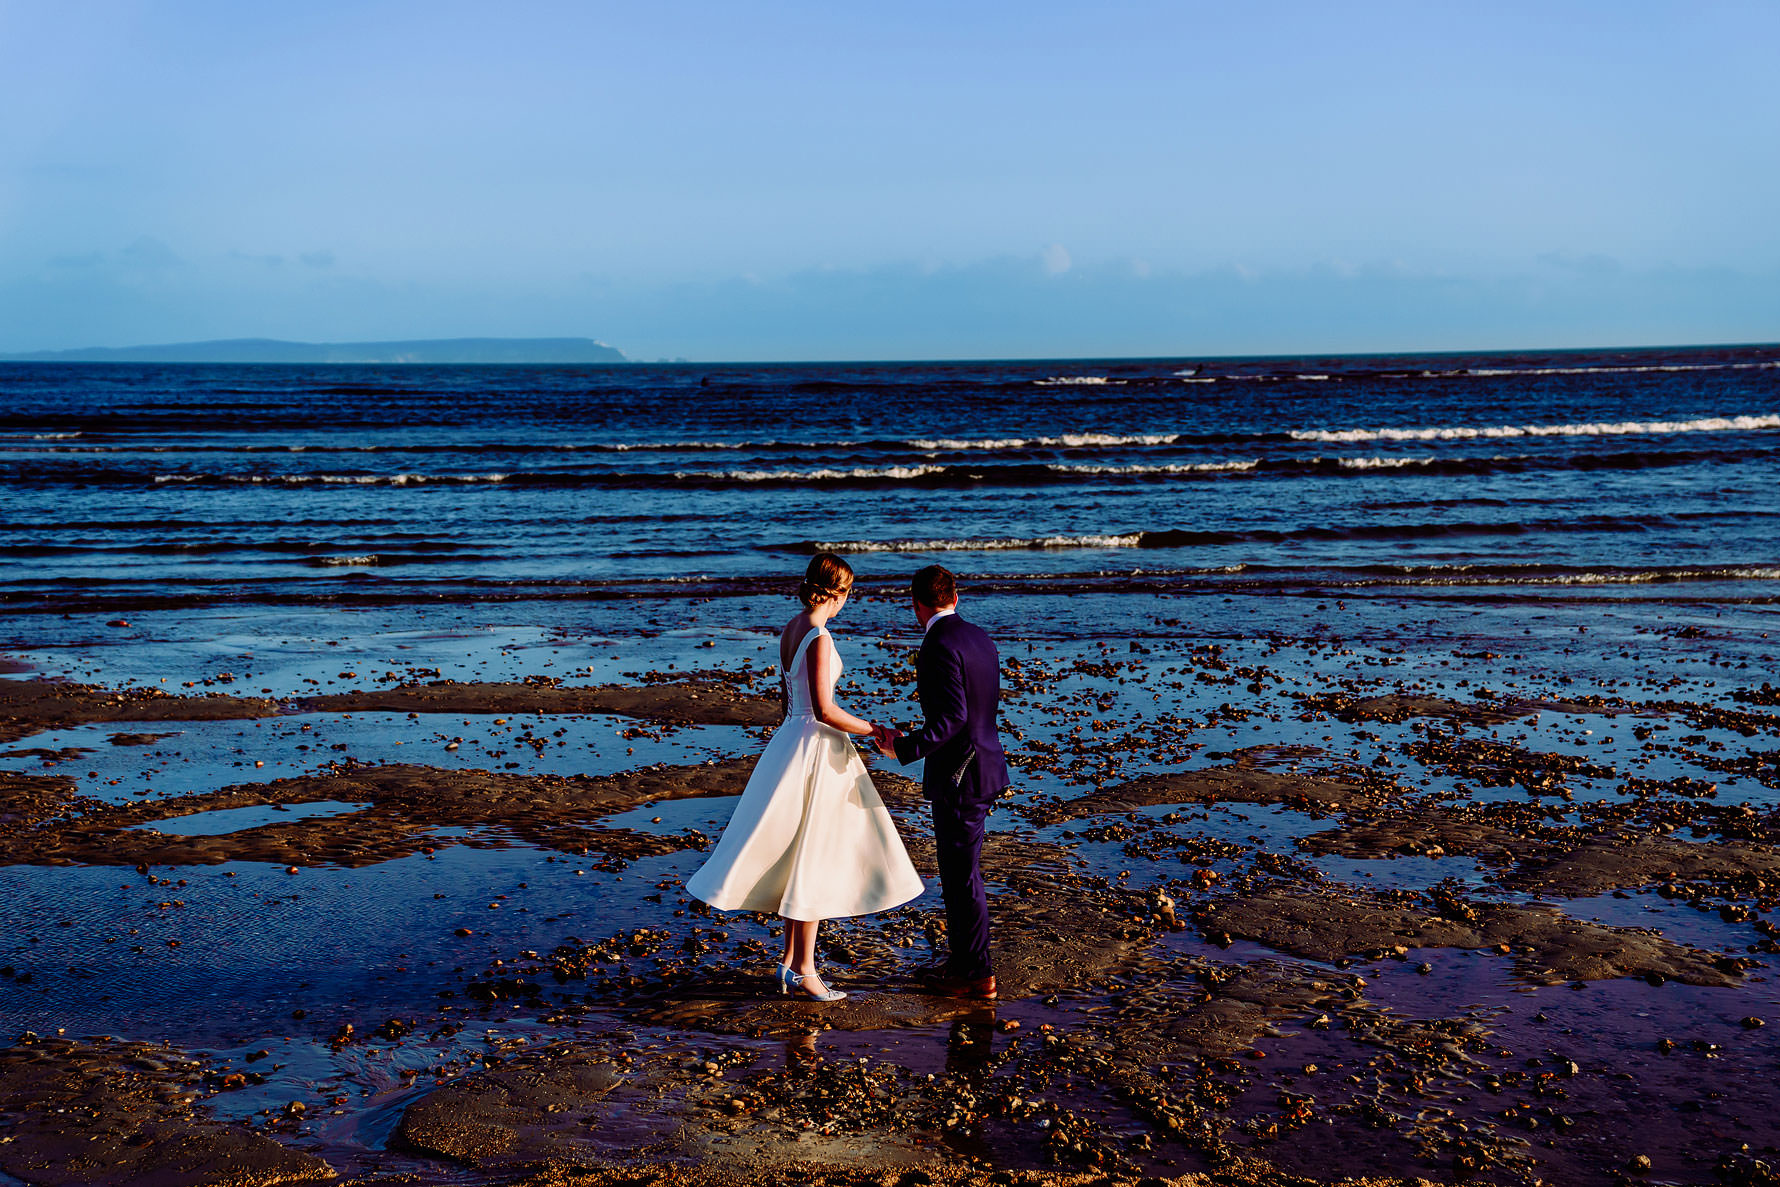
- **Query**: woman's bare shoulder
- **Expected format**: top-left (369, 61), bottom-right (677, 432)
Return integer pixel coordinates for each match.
top-left (780, 613), bottom-right (815, 663)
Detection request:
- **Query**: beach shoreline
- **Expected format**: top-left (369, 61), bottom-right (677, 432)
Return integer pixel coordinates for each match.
top-left (2, 589), bottom-right (1776, 1186)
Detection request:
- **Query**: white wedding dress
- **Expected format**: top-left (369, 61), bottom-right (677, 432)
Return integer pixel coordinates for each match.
top-left (685, 625), bottom-right (924, 921)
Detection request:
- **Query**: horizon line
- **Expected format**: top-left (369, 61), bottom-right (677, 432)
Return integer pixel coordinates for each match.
top-left (3, 335), bottom-right (1777, 367)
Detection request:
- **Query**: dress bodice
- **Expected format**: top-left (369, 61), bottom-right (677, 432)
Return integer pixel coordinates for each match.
top-left (784, 626), bottom-right (837, 718)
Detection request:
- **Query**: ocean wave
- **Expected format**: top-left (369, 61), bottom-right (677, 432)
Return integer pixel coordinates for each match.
top-left (683, 459), bottom-right (1257, 483)
top-left (9, 562), bottom-right (1774, 619)
top-left (806, 534), bottom-right (1147, 553)
top-left (38, 415), bottom-right (1777, 465)
top-left (789, 515), bottom-right (1664, 555)
top-left (153, 472), bottom-right (512, 486)
top-left (676, 464), bottom-right (948, 483)
top-left (313, 554), bottom-right (379, 567)
top-left (906, 432), bottom-right (1181, 451)
top-left (75, 442), bottom-right (1771, 491)
top-left (1033, 376), bottom-right (1126, 386)
top-left (25, 431), bottom-right (1199, 457)
top-left (1460, 362), bottom-right (1779, 377)
top-left (1187, 360), bottom-right (1780, 384)
top-left (1292, 413), bottom-right (1780, 443)
top-left (1049, 461), bottom-right (1260, 475)
top-left (1336, 565), bottom-right (1780, 587)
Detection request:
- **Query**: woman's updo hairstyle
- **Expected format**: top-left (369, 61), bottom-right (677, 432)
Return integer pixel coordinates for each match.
top-left (798, 552), bottom-right (855, 610)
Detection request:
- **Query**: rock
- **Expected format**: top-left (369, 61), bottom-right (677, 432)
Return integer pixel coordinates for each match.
top-left (0, 1037), bottom-right (334, 1186)
top-left (1037, 764), bottom-right (1375, 823)
top-left (395, 1054), bottom-right (622, 1169)
top-left (1199, 885), bottom-right (1744, 986)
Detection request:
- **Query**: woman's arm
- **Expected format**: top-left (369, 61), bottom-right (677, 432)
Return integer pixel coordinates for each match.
top-left (807, 635), bottom-right (873, 735)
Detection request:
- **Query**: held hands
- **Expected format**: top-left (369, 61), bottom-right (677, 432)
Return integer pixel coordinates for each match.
top-left (870, 722), bottom-right (902, 754)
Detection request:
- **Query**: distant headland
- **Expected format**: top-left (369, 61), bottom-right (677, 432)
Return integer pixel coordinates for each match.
top-left (1, 337), bottom-right (628, 364)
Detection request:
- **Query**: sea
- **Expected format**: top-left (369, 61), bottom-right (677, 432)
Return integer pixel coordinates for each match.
top-left (3, 344), bottom-right (1780, 1184)
top-left (2, 342), bottom-right (1777, 626)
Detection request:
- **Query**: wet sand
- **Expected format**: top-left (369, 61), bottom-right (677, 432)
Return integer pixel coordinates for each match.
top-left (1, 594), bottom-right (1778, 1186)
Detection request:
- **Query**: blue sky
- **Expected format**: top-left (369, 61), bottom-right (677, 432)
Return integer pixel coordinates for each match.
top-left (2, 1), bottom-right (1775, 359)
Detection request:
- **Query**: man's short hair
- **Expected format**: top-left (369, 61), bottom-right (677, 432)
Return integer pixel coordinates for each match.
top-left (911, 564), bottom-right (957, 608)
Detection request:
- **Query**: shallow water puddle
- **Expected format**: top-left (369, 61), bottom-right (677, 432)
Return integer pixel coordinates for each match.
top-left (1, 712), bottom-right (754, 808)
top-left (128, 799), bottom-right (369, 835)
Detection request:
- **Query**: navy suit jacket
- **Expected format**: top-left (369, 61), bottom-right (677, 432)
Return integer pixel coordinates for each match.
top-left (893, 613), bottom-right (1010, 810)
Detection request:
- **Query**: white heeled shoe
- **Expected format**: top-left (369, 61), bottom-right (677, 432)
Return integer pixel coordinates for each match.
top-left (787, 970), bottom-right (847, 1002)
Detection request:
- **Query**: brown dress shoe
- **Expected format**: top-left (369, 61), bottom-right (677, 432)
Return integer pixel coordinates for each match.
top-left (931, 973), bottom-right (997, 1000)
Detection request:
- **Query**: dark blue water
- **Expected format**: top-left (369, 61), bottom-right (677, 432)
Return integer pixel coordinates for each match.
top-left (2, 344), bottom-right (1776, 615)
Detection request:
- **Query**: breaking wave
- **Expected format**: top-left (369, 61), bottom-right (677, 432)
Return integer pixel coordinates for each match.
top-left (106, 445), bottom-right (1770, 491)
top-left (154, 472), bottom-right (512, 486)
top-left (789, 515), bottom-right (1672, 555)
top-left (805, 534), bottom-right (1147, 553)
top-left (1292, 413), bottom-right (1780, 444)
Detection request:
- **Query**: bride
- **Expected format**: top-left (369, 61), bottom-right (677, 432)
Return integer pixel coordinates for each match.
top-left (685, 553), bottom-right (924, 1001)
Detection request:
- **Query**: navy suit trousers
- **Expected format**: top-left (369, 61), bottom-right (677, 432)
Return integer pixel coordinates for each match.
top-left (933, 796), bottom-right (992, 978)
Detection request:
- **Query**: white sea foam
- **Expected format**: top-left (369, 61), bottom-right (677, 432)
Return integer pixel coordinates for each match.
top-left (1384, 566), bottom-right (1780, 587)
top-left (318, 554), bottom-right (378, 566)
top-left (1292, 413), bottom-right (1780, 444)
top-left (816, 534), bottom-right (1147, 553)
top-left (606, 439), bottom-right (861, 452)
top-left (907, 433), bottom-right (1181, 452)
top-left (1463, 362), bottom-right (1779, 377)
top-left (1033, 376), bottom-right (1126, 386)
top-left (1047, 460), bottom-right (1258, 475)
top-left (1336, 456), bottom-right (1440, 470)
top-left (153, 472), bottom-right (511, 485)
top-left (31, 432), bottom-right (83, 440)
top-left (676, 465), bottom-right (947, 483)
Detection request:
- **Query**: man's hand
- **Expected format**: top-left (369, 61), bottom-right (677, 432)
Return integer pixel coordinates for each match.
top-left (872, 723), bottom-right (902, 753)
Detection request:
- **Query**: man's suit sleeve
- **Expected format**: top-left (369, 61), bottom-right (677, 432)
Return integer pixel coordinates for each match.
top-left (894, 642), bottom-right (968, 764)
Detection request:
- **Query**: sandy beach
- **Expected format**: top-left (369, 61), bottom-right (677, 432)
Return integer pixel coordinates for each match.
top-left (2, 584), bottom-right (1776, 1187)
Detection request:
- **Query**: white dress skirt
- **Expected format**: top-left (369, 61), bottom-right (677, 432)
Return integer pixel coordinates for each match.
top-left (685, 625), bottom-right (924, 921)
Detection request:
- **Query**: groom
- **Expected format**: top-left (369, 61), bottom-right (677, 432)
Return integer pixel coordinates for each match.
top-left (874, 565), bottom-right (1009, 1000)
